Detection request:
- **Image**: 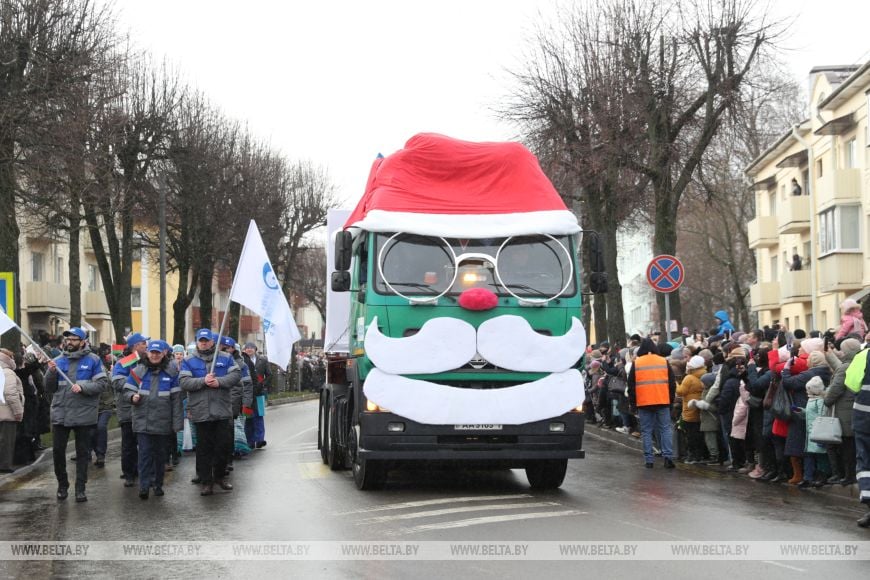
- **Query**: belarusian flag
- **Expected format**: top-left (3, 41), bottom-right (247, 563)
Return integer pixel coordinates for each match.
top-left (118, 352), bottom-right (138, 368)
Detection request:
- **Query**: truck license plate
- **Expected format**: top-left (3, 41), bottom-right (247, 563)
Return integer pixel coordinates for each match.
top-left (454, 424), bottom-right (503, 430)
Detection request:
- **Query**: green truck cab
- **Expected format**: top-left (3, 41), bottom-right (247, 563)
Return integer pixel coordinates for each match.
top-left (319, 134), bottom-right (606, 490)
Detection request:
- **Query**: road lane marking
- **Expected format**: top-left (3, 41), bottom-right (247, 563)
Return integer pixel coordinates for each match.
top-left (335, 494), bottom-right (534, 515)
top-left (298, 462), bottom-right (333, 479)
top-left (358, 501), bottom-right (562, 523)
top-left (763, 561), bottom-right (807, 573)
top-left (286, 425), bottom-right (317, 440)
top-left (401, 509), bottom-right (586, 532)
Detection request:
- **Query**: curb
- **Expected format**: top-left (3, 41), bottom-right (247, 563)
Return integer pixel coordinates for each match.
top-left (586, 423), bottom-right (862, 502)
top-left (0, 393), bottom-right (318, 490)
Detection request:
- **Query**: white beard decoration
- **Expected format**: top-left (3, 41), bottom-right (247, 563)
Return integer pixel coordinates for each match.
top-left (362, 315), bottom-right (587, 425)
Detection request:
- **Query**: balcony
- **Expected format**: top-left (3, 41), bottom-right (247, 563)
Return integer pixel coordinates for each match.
top-left (818, 253), bottom-right (863, 293)
top-left (817, 168), bottom-right (861, 212)
top-left (780, 270), bottom-right (811, 302)
top-left (25, 281), bottom-right (70, 314)
top-left (748, 216), bottom-right (779, 249)
top-left (777, 195), bottom-right (810, 234)
top-left (750, 282), bottom-right (780, 311)
top-left (84, 291), bottom-right (110, 316)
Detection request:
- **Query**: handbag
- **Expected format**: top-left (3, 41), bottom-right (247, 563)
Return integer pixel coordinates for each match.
top-left (810, 405), bottom-right (843, 444)
top-left (608, 375), bottom-right (627, 395)
top-left (747, 394), bottom-right (763, 409)
top-left (771, 381), bottom-right (792, 421)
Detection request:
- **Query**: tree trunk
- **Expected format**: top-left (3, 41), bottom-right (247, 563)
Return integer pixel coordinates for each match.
top-left (600, 215), bottom-right (626, 347)
top-left (229, 301), bottom-right (240, 339)
top-left (653, 186), bottom-right (682, 336)
top-left (68, 215), bottom-right (82, 327)
top-left (0, 137), bottom-right (20, 350)
top-left (172, 266), bottom-right (197, 345)
top-left (197, 262), bottom-right (214, 329)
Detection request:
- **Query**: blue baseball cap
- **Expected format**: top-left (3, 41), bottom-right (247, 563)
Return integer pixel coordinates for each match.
top-left (195, 328), bottom-right (214, 341)
top-left (126, 332), bottom-right (149, 348)
top-left (220, 336), bottom-right (236, 349)
top-left (63, 327), bottom-right (87, 340)
top-left (147, 341), bottom-right (165, 353)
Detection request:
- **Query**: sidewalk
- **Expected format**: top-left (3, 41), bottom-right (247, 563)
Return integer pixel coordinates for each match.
top-left (0, 393), bottom-right (319, 489)
top-left (585, 422), bottom-right (862, 502)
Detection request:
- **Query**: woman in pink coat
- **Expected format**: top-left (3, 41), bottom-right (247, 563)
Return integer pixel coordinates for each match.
top-left (835, 299), bottom-right (867, 341)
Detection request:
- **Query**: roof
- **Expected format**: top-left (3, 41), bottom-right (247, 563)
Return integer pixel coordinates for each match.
top-left (817, 61), bottom-right (870, 109)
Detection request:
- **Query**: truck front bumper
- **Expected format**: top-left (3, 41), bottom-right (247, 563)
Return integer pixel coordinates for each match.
top-left (357, 412), bottom-right (585, 464)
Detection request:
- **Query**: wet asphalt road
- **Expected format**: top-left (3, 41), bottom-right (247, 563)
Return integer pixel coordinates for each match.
top-left (0, 399), bottom-right (867, 579)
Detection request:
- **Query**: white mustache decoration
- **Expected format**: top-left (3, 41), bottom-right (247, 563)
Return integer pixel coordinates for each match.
top-left (363, 316), bottom-right (478, 375)
top-left (362, 314), bottom-right (587, 425)
top-left (365, 315), bottom-right (586, 374)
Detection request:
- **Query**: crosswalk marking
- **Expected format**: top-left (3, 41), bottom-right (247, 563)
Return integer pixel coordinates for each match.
top-left (335, 494), bottom-right (533, 516)
top-left (358, 501), bottom-right (561, 524)
top-left (402, 510), bottom-right (585, 533)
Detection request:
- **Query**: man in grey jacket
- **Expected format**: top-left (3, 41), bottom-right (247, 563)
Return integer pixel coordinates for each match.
top-left (180, 329), bottom-right (240, 496)
top-left (44, 328), bottom-right (108, 502)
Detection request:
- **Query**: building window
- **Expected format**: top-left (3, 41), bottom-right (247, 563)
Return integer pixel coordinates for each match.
top-left (802, 168), bottom-right (810, 196)
top-left (769, 191), bottom-right (776, 216)
top-left (816, 158), bottom-right (823, 178)
top-left (820, 205), bottom-right (861, 254)
top-left (821, 310), bottom-right (828, 330)
top-left (770, 255), bottom-right (778, 282)
top-left (87, 265), bottom-right (98, 292)
top-left (845, 138), bottom-right (857, 168)
top-left (55, 257), bottom-right (63, 283)
top-left (31, 252), bottom-right (44, 282)
top-left (131, 287), bottom-right (142, 308)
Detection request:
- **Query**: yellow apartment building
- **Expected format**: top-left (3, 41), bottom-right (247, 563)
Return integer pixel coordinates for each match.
top-left (17, 223), bottom-right (179, 346)
top-left (746, 62), bottom-right (870, 332)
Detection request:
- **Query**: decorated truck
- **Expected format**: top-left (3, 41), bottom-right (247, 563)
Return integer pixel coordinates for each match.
top-left (319, 133), bottom-right (607, 490)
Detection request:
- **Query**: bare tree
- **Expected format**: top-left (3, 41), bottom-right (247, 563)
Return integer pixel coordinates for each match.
top-left (614, 0), bottom-right (782, 330)
top-left (0, 0), bottom-right (115, 347)
top-left (503, 3), bottom-right (649, 344)
top-left (677, 65), bottom-right (803, 331)
top-left (82, 54), bottom-right (182, 340)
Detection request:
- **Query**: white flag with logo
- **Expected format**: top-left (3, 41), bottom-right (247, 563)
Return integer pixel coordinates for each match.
top-left (230, 221), bottom-right (300, 369)
top-left (0, 305), bottom-right (16, 336)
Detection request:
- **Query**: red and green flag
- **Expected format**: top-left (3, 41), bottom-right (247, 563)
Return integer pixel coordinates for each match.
top-left (118, 352), bottom-right (139, 368)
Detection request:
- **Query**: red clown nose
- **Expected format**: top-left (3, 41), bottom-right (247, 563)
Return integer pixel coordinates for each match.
top-left (458, 288), bottom-right (498, 311)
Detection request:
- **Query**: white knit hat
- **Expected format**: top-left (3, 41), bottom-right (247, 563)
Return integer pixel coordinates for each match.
top-left (805, 375), bottom-right (825, 396)
top-left (686, 355), bottom-right (706, 371)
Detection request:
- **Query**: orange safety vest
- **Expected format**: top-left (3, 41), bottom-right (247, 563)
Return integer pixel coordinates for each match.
top-left (634, 354), bottom-right (670, 407)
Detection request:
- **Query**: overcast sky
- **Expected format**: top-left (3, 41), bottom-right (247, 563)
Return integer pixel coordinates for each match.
top-left (114, 0), bottom-right (870, 208)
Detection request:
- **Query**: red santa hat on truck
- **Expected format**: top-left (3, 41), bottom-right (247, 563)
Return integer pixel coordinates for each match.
top-left (343, 133), bottom-right (581, 238)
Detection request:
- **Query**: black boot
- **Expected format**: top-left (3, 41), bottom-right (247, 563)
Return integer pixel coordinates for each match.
top-left (858, 511), bottom-right (870, 529)
top-left (75, 488), bottom-right (87, 503)
top-left (57, 486), bottom-right (69, 500)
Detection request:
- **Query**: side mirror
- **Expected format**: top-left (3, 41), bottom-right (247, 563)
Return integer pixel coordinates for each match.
top-left (331, 271), bottom-right (350, 292)
top-left (335, 231), bottom-right (352, 271)
top-left (590, 272), bottom-right (608, 294)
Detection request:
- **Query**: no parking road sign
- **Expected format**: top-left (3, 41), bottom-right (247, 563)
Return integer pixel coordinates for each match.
top-left (646, 255), bottom-right (684, 294)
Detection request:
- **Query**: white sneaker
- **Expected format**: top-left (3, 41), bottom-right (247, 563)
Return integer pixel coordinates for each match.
top-left (615, 427), bottom-right (629, 434)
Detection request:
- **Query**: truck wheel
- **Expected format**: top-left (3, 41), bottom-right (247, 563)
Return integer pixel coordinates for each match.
top-left (318, 393), bottom-right (329, 465)
top-left (348, 423), bottom-right (385, 490)
top-left (327, 399), bottom-right (346, 470)
top-left (525, 459), bottom-right (568, 490)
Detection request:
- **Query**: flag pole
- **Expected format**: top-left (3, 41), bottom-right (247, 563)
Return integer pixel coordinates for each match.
top-left (210, 220), bottom-right (256, 373)
top-left (5, 317), bottom-right (74, 385)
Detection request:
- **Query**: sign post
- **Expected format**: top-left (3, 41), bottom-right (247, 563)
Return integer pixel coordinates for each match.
top-left (646, 255), bottom-right (685, 342)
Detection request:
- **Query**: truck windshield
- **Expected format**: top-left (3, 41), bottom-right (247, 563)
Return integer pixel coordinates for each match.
top-left (373, 233), bottom-right (576, 300)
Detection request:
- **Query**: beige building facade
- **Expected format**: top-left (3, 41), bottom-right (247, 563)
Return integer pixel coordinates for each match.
top-left (747, 63), bottom-right (870, 332)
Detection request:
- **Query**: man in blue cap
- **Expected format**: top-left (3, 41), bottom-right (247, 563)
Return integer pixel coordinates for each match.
top-left (125, 341), bottom-right (183, 499)
top-left (180, 329), bottom-right (241, 496)
top-left (112, 332), bottom-right (149, 487)
top-left (44, 328), bottom-right (108, 502)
